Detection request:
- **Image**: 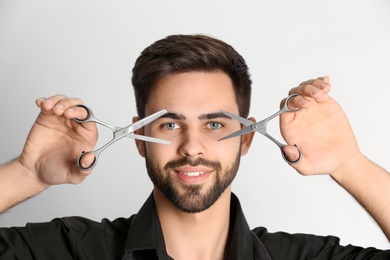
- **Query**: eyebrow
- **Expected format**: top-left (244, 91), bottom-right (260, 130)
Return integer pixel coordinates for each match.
top-left (198, 112), bottom-right (232, 120)
top-left (160, 112), bottom-right (232, 120)
top-left (160, 112), bottom-right (186, 120)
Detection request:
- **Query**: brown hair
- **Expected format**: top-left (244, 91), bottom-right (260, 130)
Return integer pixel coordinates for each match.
top-left (132, 34), bottom-right (252, 118)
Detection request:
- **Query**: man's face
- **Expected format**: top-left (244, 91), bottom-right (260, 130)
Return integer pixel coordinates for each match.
top-left (136, 71), bottom-right (253, 213)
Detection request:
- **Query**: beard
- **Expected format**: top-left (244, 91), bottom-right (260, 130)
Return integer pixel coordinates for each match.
top-left (145, 149), bottom-right (241, 213)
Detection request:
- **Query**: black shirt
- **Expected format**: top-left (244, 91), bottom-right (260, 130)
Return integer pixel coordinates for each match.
top-left (0, 193), bottom-right (388, 259)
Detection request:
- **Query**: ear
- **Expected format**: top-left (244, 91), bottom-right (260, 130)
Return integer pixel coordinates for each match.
top-left (132, 116), bottom-right (146, 158)
top-left (240, 117), bottom-right (256, 156)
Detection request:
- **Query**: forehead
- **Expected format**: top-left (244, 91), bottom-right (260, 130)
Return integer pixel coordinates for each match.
top-left (145, 71), bottom-right (239, 116)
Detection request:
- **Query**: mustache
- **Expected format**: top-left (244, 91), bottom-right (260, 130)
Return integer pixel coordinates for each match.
top-left (164, 157), bottom-right (222, 172)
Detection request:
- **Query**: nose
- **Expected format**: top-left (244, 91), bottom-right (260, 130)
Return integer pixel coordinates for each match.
top-left (178, 128), bottom-right (206, 159)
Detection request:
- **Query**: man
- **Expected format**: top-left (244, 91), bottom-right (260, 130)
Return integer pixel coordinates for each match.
top-left (0, 34), bottom-right (389, 259)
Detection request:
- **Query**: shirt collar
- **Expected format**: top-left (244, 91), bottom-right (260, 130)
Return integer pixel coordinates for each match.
top-left (124, 192), bottom-right (271, 260)
top-left (124, 193), bottom-right (168, 258)
top-left (226, 193), bottom-right (272, 260)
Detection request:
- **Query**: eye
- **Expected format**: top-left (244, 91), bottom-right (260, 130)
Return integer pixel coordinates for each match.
top-left (162, 122), bottom-right (180, 130)
top-left (206, 122), bottom-right (223, 130)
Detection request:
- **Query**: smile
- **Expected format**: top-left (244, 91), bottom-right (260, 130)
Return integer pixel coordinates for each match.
top-left (179, 171), bottom-right (205, 177)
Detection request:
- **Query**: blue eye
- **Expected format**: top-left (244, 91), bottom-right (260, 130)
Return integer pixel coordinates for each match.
top-left (207, 122), bottom-right (223, 129)
top-left (163, 122), bottom-right (180, 130)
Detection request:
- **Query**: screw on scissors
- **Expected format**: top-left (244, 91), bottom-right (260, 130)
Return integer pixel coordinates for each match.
top-left (218, 94), bottom-right (302, 164)
top-left (74, 105), bottom-right (170, 170)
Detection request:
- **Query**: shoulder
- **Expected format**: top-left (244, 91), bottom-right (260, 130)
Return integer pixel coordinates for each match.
top-left (252, 226), bottom-right (321, 243)
top-left (58, 215), bottom-right (135, 240)
top-left (57, 216), bottom-right (136, 258)
top-left (251, 227), bottom-right (388, 259)
top-left (0, 216), bottom-right (137, 259)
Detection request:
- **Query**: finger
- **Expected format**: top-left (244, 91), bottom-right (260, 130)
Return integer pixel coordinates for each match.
top-left (64, 106), bottom-right (97, 133)
top-left (35, 97), bottom-right (46, 107)
top-left (51, 98), bottom-right (85, 116)
top-left (305, 77), bottom-right (331, 93)
top-left (297, 76), bottom-right (329, 87)
top-left (289, 80), bottom-right (331, 104)
top-left (280, 95), bottom-right (310, 110)
top-left (37, 95), bottom-right (85, 116)
top-left (315, 76), bottom-right (331, 94)
top-left (282, 145), bottom-right (301, 163)
top-left (289, 79), bottom-right (324, 97)
top-left (63, 105), bottom-right (90, 121)
top-left (317, 76), bottom-right (330, 84)
top-left (288, 84), bottom-right (320, 99)
top-left (36, 95), bottom-right (70, 111)
top-left (78, 152), bottom-right (96, 171)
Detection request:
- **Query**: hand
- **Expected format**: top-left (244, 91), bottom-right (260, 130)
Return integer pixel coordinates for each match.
top-left (18, 95), bottom-right (98, 186)
top-left (280, 77), bottom-right (362, 176)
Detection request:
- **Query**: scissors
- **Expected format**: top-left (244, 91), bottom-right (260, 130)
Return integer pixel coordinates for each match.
top-left (218, 94), bottom-right (303, 164)
top-left (74, 105), bottom-right (170, 170)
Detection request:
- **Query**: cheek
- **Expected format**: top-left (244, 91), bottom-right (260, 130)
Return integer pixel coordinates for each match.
top-left (213, 138), bottom-right (242, 159)
top-left (144, 142), bottom-right (175, 165)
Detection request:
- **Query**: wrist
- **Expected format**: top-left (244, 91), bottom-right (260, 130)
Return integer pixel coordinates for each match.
top-left (330, 153), bottom-right (387, 199)
top-left (14, 157), bottom-right (51, 192)
top-left (0, 158), bottom-right (49, 212)
top-left (330, 152), bottom-right (368, 185)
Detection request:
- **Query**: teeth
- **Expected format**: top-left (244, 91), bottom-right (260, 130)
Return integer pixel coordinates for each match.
top-left (181, 172), bottom-right (204, 177)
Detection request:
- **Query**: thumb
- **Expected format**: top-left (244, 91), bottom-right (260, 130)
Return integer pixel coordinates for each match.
top-left (282, 144), bottom-right (302, 164)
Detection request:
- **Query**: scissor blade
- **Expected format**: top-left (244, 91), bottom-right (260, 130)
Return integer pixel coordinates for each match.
top-left (135, 109), bottom-right (167, 130)
top-left (220, 110), bottom-right (253, 126)
top-left (121, 109), bottom-right (168, 135)
top-left (218, 125), bottom-right (255, 141)
top-left (126, 134), bottom-right (171, 145)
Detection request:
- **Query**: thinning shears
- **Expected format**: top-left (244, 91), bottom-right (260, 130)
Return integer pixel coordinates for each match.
top-left (74, 105), bottom-right (170, 170)
top-left (218, 94), bottom-right (302, 164)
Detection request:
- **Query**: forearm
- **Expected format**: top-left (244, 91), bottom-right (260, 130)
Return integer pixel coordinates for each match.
top-left (331, 154), bottom-right (390, 241)
top-left (0, 158), bottom-right (49, 213)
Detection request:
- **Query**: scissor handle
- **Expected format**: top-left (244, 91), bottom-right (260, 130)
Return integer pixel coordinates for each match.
top-left (281, 93), bottom-right (302, 113)
top-left (74, 104), bottom-right (120, 132)
top-left (279, 94), bottom-right (302, 164)
top-left (74, 105), bottom-right (94, 123)
top-left (262, 131), bottom-right (302, 165)
top-left (281, 144), bottom-right (302, 164)
top-left (77, 150), bottom-right (99, 171)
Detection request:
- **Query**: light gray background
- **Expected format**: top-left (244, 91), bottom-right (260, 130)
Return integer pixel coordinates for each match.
top-left (1, 0), bottom-right (389, 249)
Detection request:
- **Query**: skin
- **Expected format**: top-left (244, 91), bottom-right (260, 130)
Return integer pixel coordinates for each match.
top-left (0, 96), bottom-right (97, 211)
top-left (133, 72), bottom-right (255, 259)
top-left (0, 73), bottom-right (389, 259)
top-left (282, 77), bottom-right (390, 241)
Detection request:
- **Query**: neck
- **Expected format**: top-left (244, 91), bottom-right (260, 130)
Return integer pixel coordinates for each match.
top-left (154, 187), bottom-right (232, 260)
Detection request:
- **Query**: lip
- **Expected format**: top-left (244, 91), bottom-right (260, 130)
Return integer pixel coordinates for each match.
top-left (174, 166), bottom-right (213, 184)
